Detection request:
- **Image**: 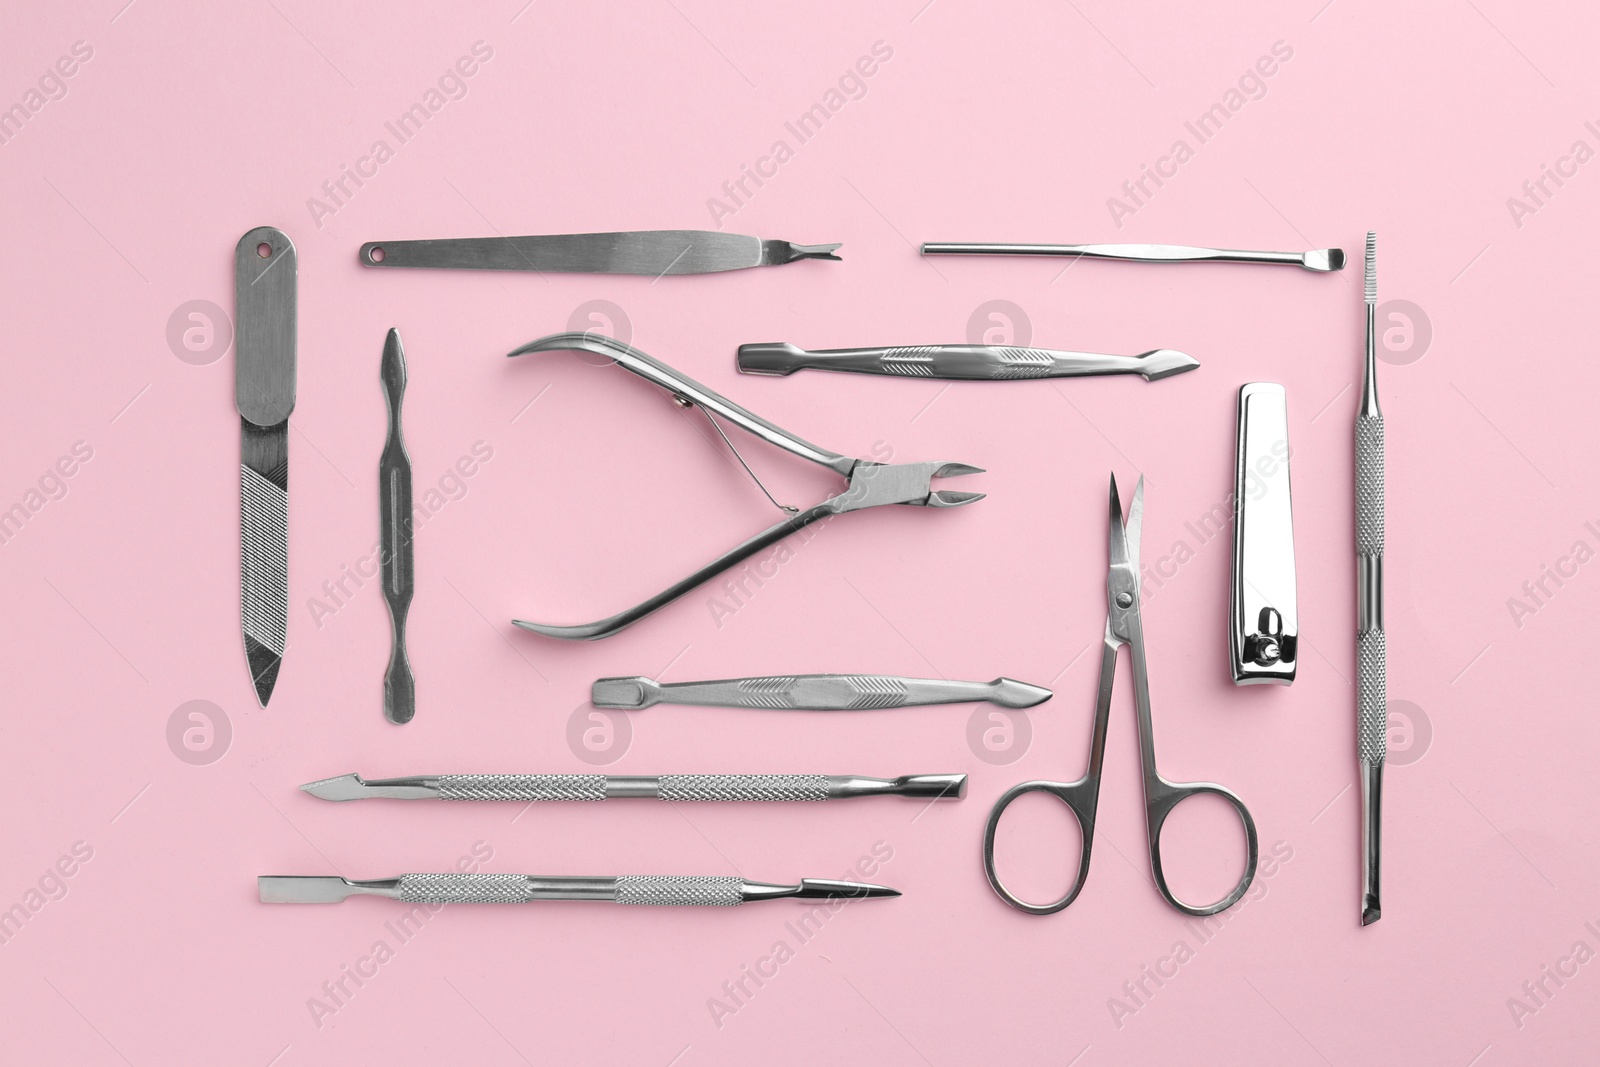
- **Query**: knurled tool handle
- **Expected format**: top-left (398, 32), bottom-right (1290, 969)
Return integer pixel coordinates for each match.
top-left (1356, 414), bottom-right (1385, 765)
top-left (434, 773), bottom-right (830, 802)
top-left (394, 873), bottom-right (746, 906)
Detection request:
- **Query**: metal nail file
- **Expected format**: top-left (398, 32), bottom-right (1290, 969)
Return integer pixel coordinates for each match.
top-left (1357, 232), bottom-right (1385, 926)
top-left (592, 674), bottom-right (1051, 711)
top-left (235, 227), bottom-right (296, 707)
top-left (921, 241), bottom-right (1345, 273)
top-left (737, 342), bottom-right (1198, 382)
top-left (379, 329), bottom-right (415, 724)
top-left (300, 771), bottom-right (967, 802)
top-left (357, 231), bottom-right (841, 275)
top-left (260, 873), bottom-right (899, 907)
top-left (1231, 383), bottom-right (1298, 685)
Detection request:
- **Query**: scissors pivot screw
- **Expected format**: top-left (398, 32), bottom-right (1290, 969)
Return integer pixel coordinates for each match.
top-left (1116, 592), bottom-right (1133, 608)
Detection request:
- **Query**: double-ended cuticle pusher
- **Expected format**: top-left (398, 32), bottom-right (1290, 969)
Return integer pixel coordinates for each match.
top-left (1356, 231), bottom-right (1385, 926)
top-left (260, 873), bottom-right (898, 907)
top-left (922, 241), bottom-right (1345, 273)
top-left (737, 342), bottom-right (1197, 382)
top-left (301, 771), bottom-right (967, 803)
top-left (358, 230), bottom-right (840, 275)
top-left (593, 673), bottom-right (1050, 711)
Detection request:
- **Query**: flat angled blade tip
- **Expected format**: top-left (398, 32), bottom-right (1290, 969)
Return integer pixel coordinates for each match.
top-left (1140, 350), bottom-right (1200, 380)
top-left (300, 774), bottom-right (366, 801)
top-left (591, 677), bottom-right (651, 709)
top-left (258, 876), bottom-right (350, 904)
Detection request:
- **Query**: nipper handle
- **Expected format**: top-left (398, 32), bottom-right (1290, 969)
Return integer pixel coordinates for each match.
top-left (509, 333), bottom-right (855, 477)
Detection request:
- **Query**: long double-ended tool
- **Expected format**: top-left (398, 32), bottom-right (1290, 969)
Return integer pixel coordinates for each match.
top-left (380, 329), bottom-right (416, 724)
top-left (737, 342), bottom-right (1197, 382)
top-left (235, 227), bottom-right (297, 707)
top-left (261, 872), bottom-right (898, 907)
top-left (1357, 232), bottom-right (1385, 926)
top-left (506, 333), bottom-right (984, 639)
top-left (592, 673), bottom-right (1049, 710)
top-left (922, 241), bottom-right (1345, 273)
top-left (302, 771), bottom-right (966, 803)
top-left (358, 229), bottom-right (840, 275)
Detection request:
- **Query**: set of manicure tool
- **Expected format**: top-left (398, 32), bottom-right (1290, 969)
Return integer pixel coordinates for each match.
top-left (240, 223), bottom-right (1384, 927)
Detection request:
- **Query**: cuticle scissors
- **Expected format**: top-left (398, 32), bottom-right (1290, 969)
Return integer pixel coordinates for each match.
top-left (982, 474), bottom-right (1259, 917)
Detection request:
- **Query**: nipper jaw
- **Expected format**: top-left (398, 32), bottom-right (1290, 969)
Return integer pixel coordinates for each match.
top-left (506, 334), bottom-right (983, 640)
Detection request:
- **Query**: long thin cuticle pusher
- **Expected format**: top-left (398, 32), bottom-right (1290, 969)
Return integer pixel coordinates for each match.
top-left (921, 241), bottom-right (1345, 273)
top-left (260, 873), bottom-right (899, 906)
top-left (300, 772), bottom-right (968, 802)
top-left (591, 674), bottom-right (1052, 711)
top-left (1357, 231), bottom-right (1385, 926)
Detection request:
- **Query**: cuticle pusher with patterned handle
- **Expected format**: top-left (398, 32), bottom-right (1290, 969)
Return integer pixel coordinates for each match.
top-left (592, 673), bottom-right (1051, 710)
top-left (300, 771), bottom-right (967, 803)
top-left (235, 227), bottom-right (296, 707)
top-left (260, 873), bottom-right (898, 906)
top-left (737, 342), bottom-right (1198, 382)
top-left (1357, 231), bottom-right (1385, 927)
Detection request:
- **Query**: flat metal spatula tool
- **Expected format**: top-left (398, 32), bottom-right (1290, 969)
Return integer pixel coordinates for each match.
top-left (260, 873), bottom-right (899, 907)
top-left (379, 328), bottom-right (415, 724)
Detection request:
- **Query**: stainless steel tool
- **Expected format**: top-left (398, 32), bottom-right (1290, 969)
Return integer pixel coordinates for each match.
top-left (737, 342), bottom-right (1197, 382)
top-left (922, 241), bottom-right (1344, 273)
top-left (593, 673), bottom-right (1050, 710)
top-left (260, 873), bottom-right (899, 906)
top-left (1357, 231), bottom-right (1385, 926)
top-left (380, 329), bottom-right (415, 724)
top-left (1231, 383), bottom-right (1298, 685)
top-left (358, 230), bottom-right (840, 275)
top-left (301, 771), bottom-right (966, 802)
top-left (507, 333), bottom-right (984, 640)
top-left (983, 475), bottom-right (1259, 916)
top-left (235, 227), bottom-right (297, 707)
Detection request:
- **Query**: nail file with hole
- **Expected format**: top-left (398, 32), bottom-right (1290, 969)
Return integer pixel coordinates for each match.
top-left (357, 230), bottom-right (840, 274)
top-left (235, 227), bottom-right (296, 707)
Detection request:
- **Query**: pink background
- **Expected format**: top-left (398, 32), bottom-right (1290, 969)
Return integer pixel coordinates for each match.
top-left (2, 1), bottom-right (1596, 1063)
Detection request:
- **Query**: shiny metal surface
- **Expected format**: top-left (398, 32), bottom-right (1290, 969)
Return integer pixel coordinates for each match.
top-left (1231, 383), bottom-right (1298, 685)
top-left (379, 329), bottom-right (415, 724)
top-left (1357, 232), bottom-right (1385, 926)
top-left (983, 475), bottom-right (1259, 917)
top-left (234, 226), bottom-right (296, 707)
top-left (258, 872), bottom-right (899, 905)
top-left (736, 342), bottom-right (1198, 382)
top-left (357, 230), bottom-right (840, 275)
top-left (591, 673), bottom-right (1050, 710)
top-left (300, 771), bottom-right (965, 802)
top-left (506, 334), bottom-right (983, 639)
top-left (921, 241), bottom-right (1344, 272)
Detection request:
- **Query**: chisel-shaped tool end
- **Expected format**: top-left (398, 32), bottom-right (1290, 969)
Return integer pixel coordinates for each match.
top-left (247, 640), bottom-right (281, 707)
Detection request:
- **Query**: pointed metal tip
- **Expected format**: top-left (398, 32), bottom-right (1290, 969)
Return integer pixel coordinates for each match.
top-left (1362, 906), bottom-right (1381, 926)
top-left (249, 648), bottom-right (282, 707)
top-left (935, 462), bottom-right (985, 478)
top-left (301, 774), bottom-right (368, 801)
top-left (795, 878), bottom-right (901, 900)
